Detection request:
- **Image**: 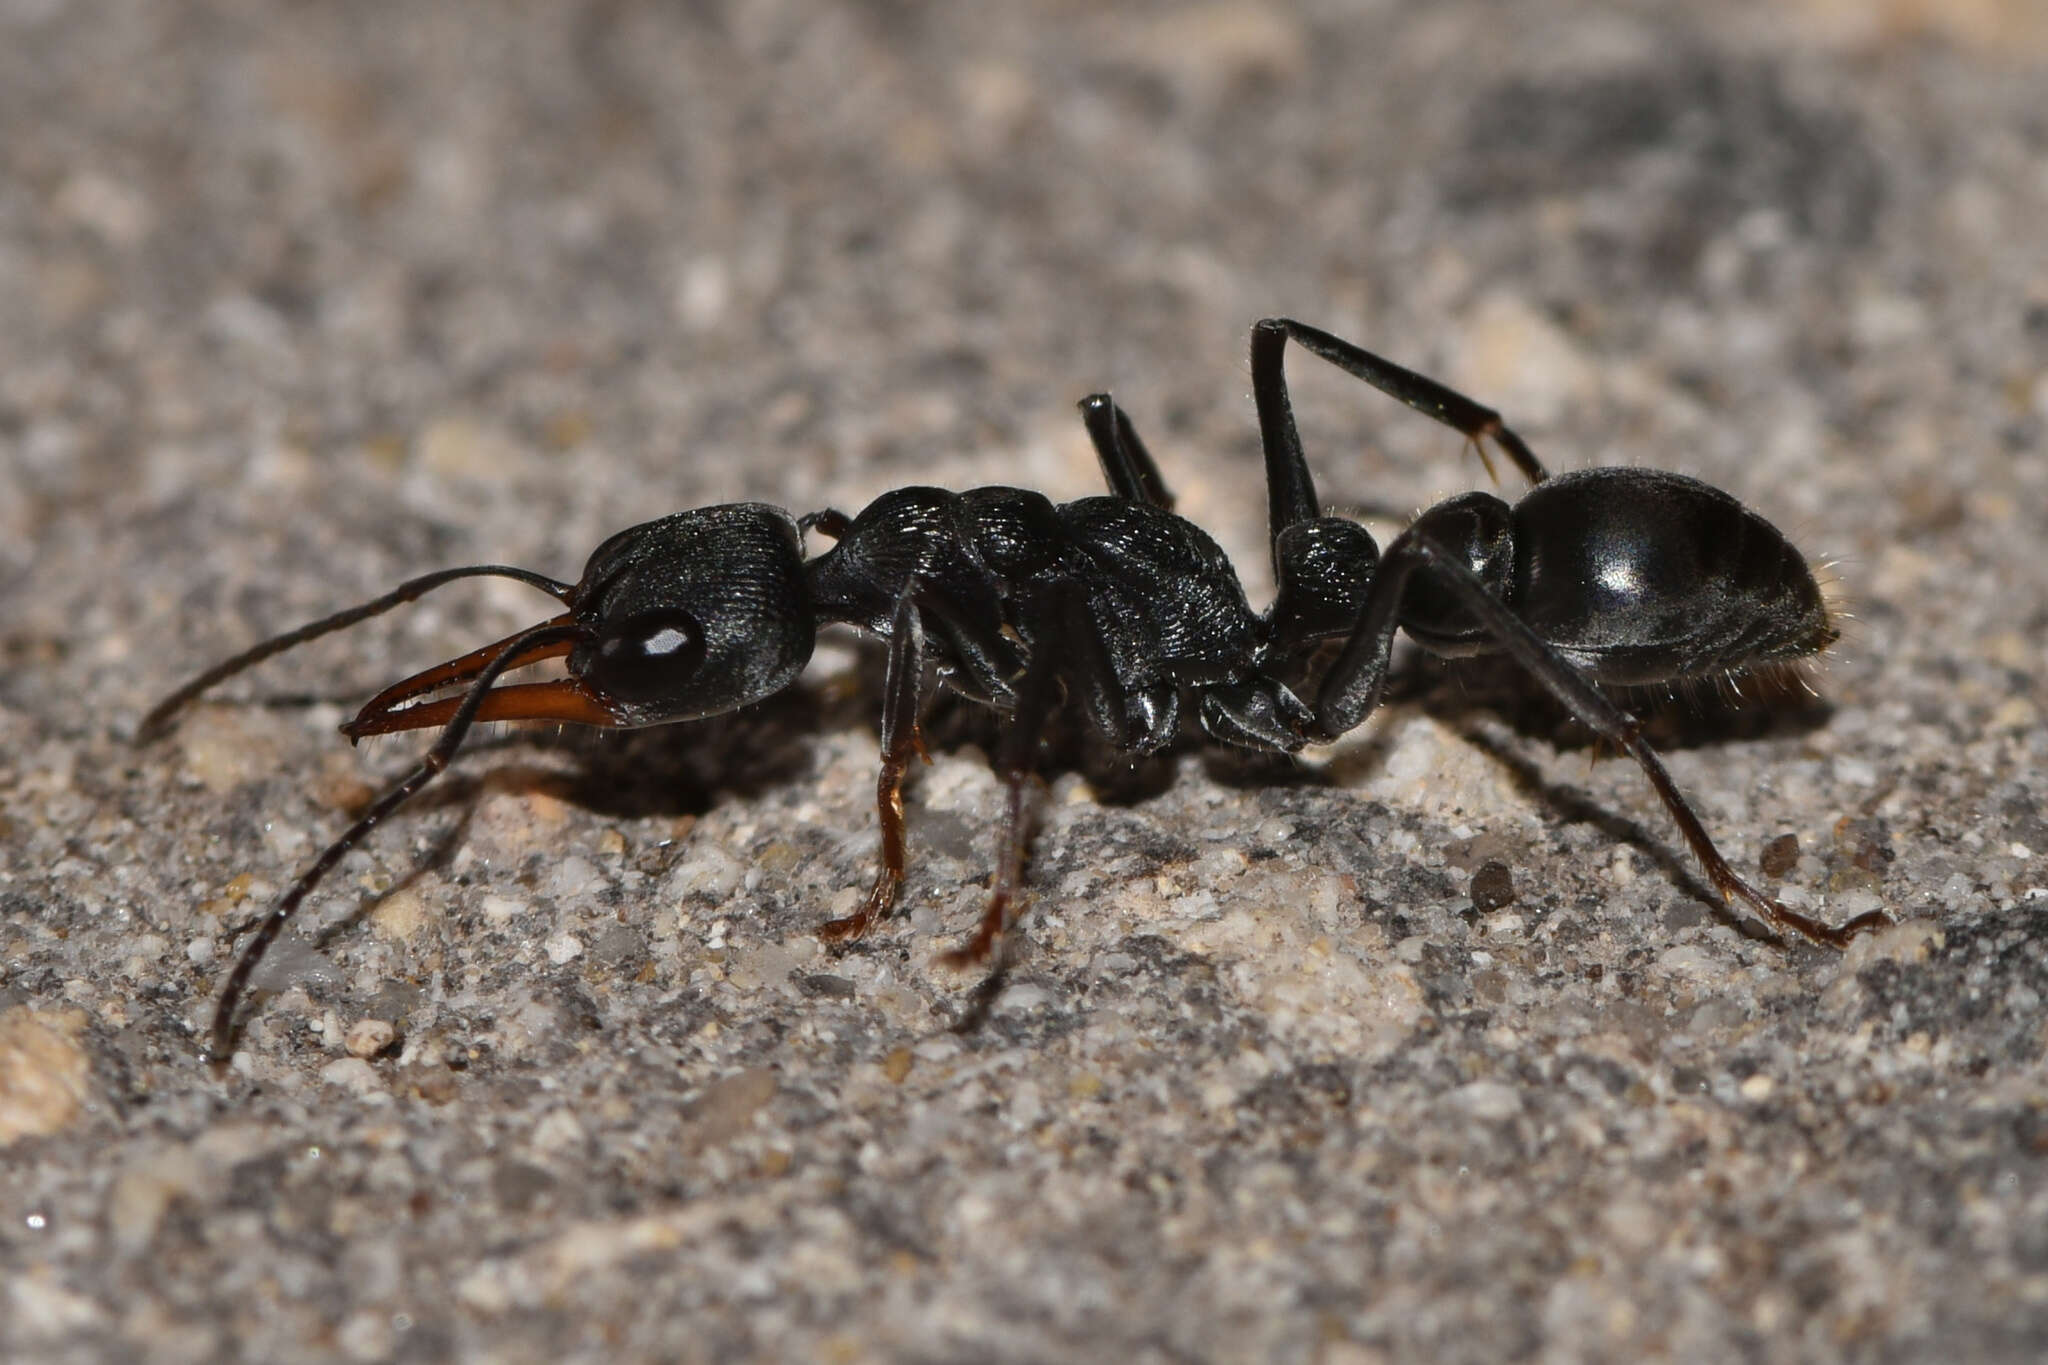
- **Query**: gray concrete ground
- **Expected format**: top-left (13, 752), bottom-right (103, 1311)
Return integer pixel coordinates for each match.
top-left (4, 2), bottom-right (2046, 1361)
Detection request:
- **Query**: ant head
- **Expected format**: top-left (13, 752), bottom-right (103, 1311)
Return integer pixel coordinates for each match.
top-left (339, 504), bottom-right (815, 741)
top-left (568, 504), bottom-right (816, 726)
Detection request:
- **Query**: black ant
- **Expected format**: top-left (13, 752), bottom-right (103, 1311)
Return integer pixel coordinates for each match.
top-left (141, 319), bottom-right (1888, 1061)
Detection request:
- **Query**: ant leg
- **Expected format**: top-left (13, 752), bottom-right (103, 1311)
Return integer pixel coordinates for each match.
top-left (1259, 317), bottom-right (1549, 487)
top-left (940, 579), bottom-right (1121, 967)
top-left (1250, 319), bottom-right (1326, 564)
top-left (816, 570), bottom-right (1022, 708)
top-left (138, 565), bottom-right (575, 743)
top-left (821, 571), bottom-right (1127, 957)
top-left (1078, 394), bottom-right (1175, 510)
top-left (1312, 533), bottom-right (1888, 948)
top-left (914, 588), bottom-right (1026, 709)
top-left (1249, 321), bottom-right (1385, 656)
top-left (938, 642), bottom-right (1059, 970)
top-left (937, 759), bottom-right (1036, 971)
top-left (208, 619), bottom-right (585, 1061)
top-left (820, 589), bottom-right (928, 945)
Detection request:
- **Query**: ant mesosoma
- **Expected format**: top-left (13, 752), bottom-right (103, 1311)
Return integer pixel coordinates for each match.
top-left (142, 318), bottom-right (1888, 1061)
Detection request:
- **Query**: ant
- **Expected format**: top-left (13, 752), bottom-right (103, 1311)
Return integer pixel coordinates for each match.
top-left (142, 318), bottom-right (1888, 1061)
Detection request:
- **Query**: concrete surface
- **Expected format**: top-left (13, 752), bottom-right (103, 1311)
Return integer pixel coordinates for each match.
top-left (3, 1), bottom-right (2046, 1361)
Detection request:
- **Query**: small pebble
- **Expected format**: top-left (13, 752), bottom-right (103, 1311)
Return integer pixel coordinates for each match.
top-left (0, 1007), bottom-right (92, 1146)
top-left (319, 1057), bottom-right (382, 1097)
top-left (1759, 833), bottom-right (1801, 880)
top-left (1471, 860), bottom-right (1517, 913)
top-left (344, 1019), bottom-right (397, 1059)
top-left (686, 1068), bottom-right (778, 1149)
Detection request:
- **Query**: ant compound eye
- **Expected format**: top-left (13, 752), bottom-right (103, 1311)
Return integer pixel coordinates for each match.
top-left (586, 608), bottom-right (706, 702)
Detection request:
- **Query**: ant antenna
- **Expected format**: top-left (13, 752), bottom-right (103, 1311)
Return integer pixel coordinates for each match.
top-left (137, 565), bottom-right (574, 744)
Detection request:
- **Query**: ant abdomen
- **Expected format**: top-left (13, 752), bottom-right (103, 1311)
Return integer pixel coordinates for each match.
top-left (1504, 467), bottom-right (1836, 686)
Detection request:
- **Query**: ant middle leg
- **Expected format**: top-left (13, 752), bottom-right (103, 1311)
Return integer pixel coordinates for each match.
top-left (936, 656), bottom-right (1057, 971)
top-left (811, 572), bottom-right (1058, 949)
top-left (939, 578), bottom-right (1127, 968)
top-left (1310, 533), bottom-right (1888, 948)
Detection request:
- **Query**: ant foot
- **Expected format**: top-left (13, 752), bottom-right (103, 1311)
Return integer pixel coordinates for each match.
top-left (936, 934), bottom-right (998, 971)
top-left (817, 912), bottom-right (874, 946)
top-left (1732, 877), bottom-right (1893, 950)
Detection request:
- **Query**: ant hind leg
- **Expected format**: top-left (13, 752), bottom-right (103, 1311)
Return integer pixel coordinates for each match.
top-left (1258, 317), bottom-right (1549, 487)
top-left (1310, 531), bottom-right (1888, 948)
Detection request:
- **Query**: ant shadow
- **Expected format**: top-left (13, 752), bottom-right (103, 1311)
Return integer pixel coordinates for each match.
top-left (217, 685), bottom-right (835, 1010)
top-left (1327, 651), bottom-right (1827, 943)
top-left (557, 685), bottom-right (833, 821)
top-left (1444, 725), bottom-right (1782, 945)
top-left (919, 649), bottom-right (1830, 1023)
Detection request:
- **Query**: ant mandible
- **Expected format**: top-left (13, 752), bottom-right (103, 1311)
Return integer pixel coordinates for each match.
top-left (142, 318), bottom-right (1888, 1060)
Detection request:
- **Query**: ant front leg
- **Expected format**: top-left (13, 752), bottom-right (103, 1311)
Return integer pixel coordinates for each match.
top-left (1078, 394), bottom-right (1175, 510)
top-left (1311, 533), bottom-right (1889, 949)
top-left (1255, 318), bottom-right (1550, 488)
top-left (811, 571), bottom-right (1046, 949)
top-left (820, 588), bottom-right (929, 946)
top-left (208, 619), bottom-right (588, 1061)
